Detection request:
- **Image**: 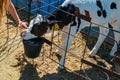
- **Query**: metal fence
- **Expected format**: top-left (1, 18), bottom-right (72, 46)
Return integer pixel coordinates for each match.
top-left (0, 0), bottom-right (120, 80)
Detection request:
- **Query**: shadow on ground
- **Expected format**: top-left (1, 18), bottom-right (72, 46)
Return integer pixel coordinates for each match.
top-left (18, 60), bottom-right (118, 80)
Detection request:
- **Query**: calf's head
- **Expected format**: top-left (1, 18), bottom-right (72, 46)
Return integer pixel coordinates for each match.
top-left (21, 4), bottom-right (76, 40)
top-left (31, 22), bottom-right (48, 36)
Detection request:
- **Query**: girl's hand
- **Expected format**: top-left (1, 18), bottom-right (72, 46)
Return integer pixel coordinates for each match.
top-left (18, 21), bottom-right (28, 29)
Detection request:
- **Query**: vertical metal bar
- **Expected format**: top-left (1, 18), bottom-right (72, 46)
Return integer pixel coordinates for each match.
top-left (57, 0), bottom-right (59, 7)
top-left (60, 0), bottom-right (63, 4)
top-left (28, 0), bottom-right (32, 23)
top-left (41, 0), bottom-right (43, 15)
top-left (48, 0), bottom-right (51, 13)
top-left (80, 23), bottom-right (92, 71)
top-left (16, 0), bottom-right (18, 8)
top-left (62, 26), bottom-right (72, 67)
top-left (49, 29), bottom-right (55, 58)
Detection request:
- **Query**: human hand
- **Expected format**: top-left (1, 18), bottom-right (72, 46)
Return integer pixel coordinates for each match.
top-left (18, 21), bottom-right (28, 29)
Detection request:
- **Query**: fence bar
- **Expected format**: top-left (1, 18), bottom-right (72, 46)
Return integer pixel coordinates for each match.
top-left (28, 0), bottom-right (32, 23)
top-left (81, 59), bottom-right (120, 79)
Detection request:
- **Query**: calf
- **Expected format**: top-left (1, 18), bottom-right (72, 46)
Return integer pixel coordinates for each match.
top-left (21, 0), bottom-right (120, 69)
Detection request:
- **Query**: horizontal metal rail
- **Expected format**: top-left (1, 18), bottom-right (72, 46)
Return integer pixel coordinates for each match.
top-left (81, 59), bottom-right (120, 79)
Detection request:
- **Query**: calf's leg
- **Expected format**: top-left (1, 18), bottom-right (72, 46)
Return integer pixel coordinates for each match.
top-left (110, 22), bottom-right (120, 56)
top-left (58, 26), bottom-right (77, 69)
top-left (90, 24), bottom-right (109, 56)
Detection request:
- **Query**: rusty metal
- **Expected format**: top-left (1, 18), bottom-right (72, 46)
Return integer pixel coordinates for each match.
top-left (75, 7), bottom-right (91, 22)
top-left (81, 59), bottom-right (120, 79)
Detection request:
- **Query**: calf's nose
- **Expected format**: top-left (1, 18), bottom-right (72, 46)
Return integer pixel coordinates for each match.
top-left (20, 30), bottom-right (38, 40)
top-left (20, 31), bottom-right (26, 39)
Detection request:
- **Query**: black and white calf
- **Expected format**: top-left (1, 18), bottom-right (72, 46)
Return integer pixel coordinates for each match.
top-left (21, 0), bottom-right (120, 69)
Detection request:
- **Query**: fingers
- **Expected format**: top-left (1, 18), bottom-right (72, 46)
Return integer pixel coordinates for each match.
top-left (18, 21), bottom-right (28, 29)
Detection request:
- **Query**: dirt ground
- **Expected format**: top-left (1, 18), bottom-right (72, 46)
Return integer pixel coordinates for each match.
top-left (0, 11), bottom-right (120, 80)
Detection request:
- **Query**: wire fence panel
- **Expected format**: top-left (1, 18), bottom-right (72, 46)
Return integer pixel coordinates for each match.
top-left (0, 0), bottom-right (120, 80)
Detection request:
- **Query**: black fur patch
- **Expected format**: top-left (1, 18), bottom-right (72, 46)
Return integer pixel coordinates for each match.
top-left (76, 18), bottom-right (81, 33)
top-left (97, 10), bottom-right (102, 17)
top-left (96, 0), bottom-right (103, 10)
top-left (96, 0), bottom-right (107, 18)
top-left (102, 10), bottom-right (107, 18)
top-left (108, 23), bottom-right (113, 29)
top-left (110, 2), bottom-right (117, 9)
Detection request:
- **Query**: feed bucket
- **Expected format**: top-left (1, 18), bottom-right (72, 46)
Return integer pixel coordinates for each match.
top-left (23, 37), bottom-right (44, 58)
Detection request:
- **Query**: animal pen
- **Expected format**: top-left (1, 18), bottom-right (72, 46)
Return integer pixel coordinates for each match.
top-left (0, 0), bottom-right (120, 80)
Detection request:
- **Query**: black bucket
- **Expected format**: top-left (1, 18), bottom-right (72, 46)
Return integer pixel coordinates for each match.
top-left (23, 37), bottom-right (44, 59)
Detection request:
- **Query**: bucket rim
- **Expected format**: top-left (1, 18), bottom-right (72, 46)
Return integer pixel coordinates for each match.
top-left (22, 37), bottom-right (45, 46)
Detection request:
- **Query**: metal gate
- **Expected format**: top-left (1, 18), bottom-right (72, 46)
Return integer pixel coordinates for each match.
top-left (0, 0), bottom-right (120, 80)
